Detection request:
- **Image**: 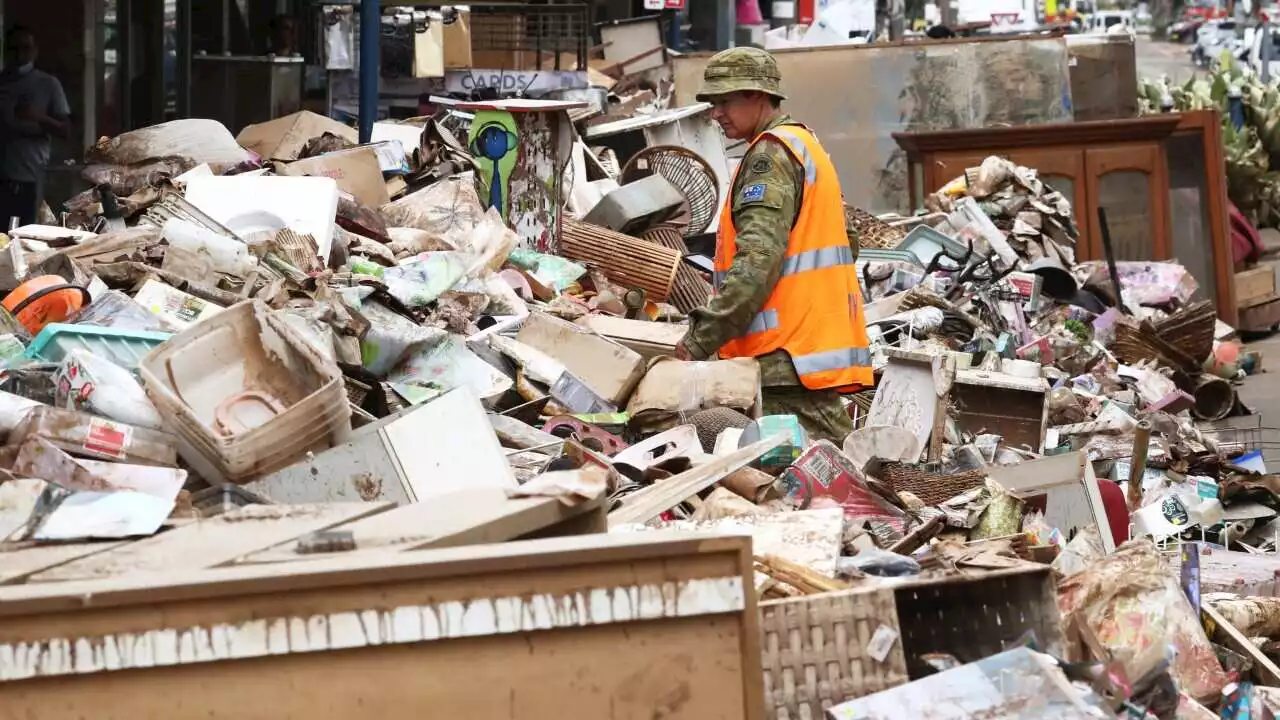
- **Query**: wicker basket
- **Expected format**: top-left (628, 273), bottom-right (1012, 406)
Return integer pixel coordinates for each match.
top-left (845, 206), bottom-right (906, 250)
top-left (344, 377), bottom-right (371, 406)
top-left (760, 586), bottom-right (909, 720)
top-left (877, 462), bottom-right (987, 506)
top-left (893, 565), bottom-right (1063, 678)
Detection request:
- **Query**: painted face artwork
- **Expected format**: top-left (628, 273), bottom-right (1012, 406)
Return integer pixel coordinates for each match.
top-left (468, 110), bottom-right (519, 214)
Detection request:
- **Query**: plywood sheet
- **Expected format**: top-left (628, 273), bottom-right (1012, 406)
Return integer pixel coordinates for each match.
top-left (0, 542), bottom-right (126, 585)
top-left (29, 503), bottom-right (389, 583)
top-left (238, 488), bottom-right (605, 565)
top-left (672, 37), bottom-right (1072, 212)
top-left (868, 360), bottom-right (937, 453)
top-left (986, 451), bottom-right (1114, 553)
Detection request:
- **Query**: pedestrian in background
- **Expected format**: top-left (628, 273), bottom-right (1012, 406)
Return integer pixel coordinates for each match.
top-left (0, 26), bottom-right (70, 229)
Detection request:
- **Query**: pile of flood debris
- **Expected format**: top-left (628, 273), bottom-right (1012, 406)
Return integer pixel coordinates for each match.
top-left (1, 99), bottom-right (1278, 718)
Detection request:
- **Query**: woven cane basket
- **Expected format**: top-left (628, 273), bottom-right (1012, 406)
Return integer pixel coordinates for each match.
top-left (759, 586), bottom-right (909, 720)
top-left (877, 462), bottom-right (988, 506)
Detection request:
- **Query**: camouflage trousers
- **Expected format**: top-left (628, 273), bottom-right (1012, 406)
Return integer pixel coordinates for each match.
top-left (761, 385), bottom-right (853, 445)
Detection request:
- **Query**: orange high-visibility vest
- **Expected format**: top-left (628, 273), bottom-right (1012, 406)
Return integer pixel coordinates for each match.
top-left (713, 122), bottom-right (874, 392)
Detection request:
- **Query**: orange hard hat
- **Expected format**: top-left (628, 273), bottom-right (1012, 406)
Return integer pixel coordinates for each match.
top-left (2, 275), bottom-right (91, 335)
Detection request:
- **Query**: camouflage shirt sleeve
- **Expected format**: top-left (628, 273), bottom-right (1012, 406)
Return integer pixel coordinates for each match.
top-left (681, 136), bottom-right (802, 359)
top-left (844, 201), bottom-right (860, 261)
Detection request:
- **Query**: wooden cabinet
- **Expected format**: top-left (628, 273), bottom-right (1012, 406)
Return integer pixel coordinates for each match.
top-left (893, 113), bottom-right (1236, 323)
top-left (0, 530), bottom-right (766, 720)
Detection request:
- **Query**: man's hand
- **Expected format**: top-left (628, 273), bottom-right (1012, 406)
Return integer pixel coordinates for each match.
top-left (674, 343), bottom-right (693, 361)
top-left (14, 101), bottom-right (41, 123)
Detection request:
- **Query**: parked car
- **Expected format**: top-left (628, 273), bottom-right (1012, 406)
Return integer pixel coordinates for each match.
top-left (1170, 16), bottom-right (1208, 42)
top-left (1087, 9), bottom-right (1135, 34)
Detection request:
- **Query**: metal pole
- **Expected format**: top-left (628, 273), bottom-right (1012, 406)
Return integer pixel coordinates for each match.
top-left (1263, 19), bottom-right (1273, 84)
top-left (359, 0), bottom-right (380, 143)
top-left (1097, 207), bottom-right (1126, 313)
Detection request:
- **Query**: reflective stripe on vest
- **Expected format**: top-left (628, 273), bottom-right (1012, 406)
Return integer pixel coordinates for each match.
top-left (766, 127), bottom-right (818, 184)
top-left (713, 270), bottom-right (726, 290)
top-left (793, 346), bottom-right (873, 376)
top-left (781, 245), bottom-right (855, 277)
top-left (745, 308), bottom-right (780, 336)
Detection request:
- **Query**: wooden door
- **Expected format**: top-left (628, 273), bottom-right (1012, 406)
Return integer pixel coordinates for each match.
top-left (925, 152), bottom-right (989, 194)
top-left (1083, 143), bottom-right (1171, 263)
top-left (1005, 148), bottom-right (1088, 261)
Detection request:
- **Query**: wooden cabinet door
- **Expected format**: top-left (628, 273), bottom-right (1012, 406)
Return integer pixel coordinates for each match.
top-left (926, 152), bottom-right (989, 192)
top-left (1083, 143), bottom-right (1170, 262)
top-left (927, 149), bottom-right (1086, 262)
top-left (1004, 148), bottom-right (1087, 261)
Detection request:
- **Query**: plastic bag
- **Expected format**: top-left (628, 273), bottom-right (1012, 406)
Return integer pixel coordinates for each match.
top-left (379, 176), bottom-right (484, 236)
top-left (325, 11), bottom-right (354, 70)
top-left (507, 248), bottom-right (587, 291)
top-left (1058, 540), bottom-right (1228, 703)
top-left (383, 251), bottom-right (468, 308)
top-left (970, 478), bottom-right (1025, 541)
top-left (338, 286), bottom-right (446, 376)
top-left (85, 119), bottom-right (252, 173)
top-left (55, 349), bottom-right (164, 429)
top-left (0, 334), bottom-right (25, 368)
top-left (387, 334), bottom-right (512, 406)
top-left (69, 289), bottom-right (178, 332)
top-left (837, 547), bottom-right (921, 578)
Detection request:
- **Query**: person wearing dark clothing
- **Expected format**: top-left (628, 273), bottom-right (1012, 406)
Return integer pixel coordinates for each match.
top-left (0, 27), bottom-right (70, 228)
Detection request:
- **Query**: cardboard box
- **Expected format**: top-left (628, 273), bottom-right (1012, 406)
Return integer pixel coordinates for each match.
top-left (1239, 294), bottom-right (1280, 331)
top-left (282, 146), bottom-right (391, 207)
top-left (1235, 265), bottom-right (1276, 308)
top-left (515, 311), bottom-right (645, 406)
top-left (443, 8), bottom-right (473, 69)
top-left (1065, 35), bottom-right (1139, 122)
top-left (236, 111), bottom-right (358, 163)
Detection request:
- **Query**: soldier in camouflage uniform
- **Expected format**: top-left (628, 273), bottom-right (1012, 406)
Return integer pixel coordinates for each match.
top-left (675, 47), bottom-right (864, 444)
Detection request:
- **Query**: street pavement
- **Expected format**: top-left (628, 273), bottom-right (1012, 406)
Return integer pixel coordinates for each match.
top-left (1135, 34), bottom-right (1201, 83)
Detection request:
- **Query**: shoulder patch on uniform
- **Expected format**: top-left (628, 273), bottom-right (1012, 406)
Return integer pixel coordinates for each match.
top-left (740, 183), bottom-right (766, 203)
top-left (749, 156), bottom-right (773, 174)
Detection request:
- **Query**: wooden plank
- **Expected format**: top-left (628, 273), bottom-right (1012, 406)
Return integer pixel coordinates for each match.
top-left (0, 617), bottom-right (757, 719)
top-left (238, 488), bottom-right (606, 565)
top-left (0, 541), bottom-right (128, 585)
top-left (28, 503), bottom-right (392, 584)
top-left (488, 412), bottom-right (564, 452)
top-left (0, 531), bottom-right (749, 612)
top-left (1204, 601), bottom-right (1280, 687)
top-left (608, 434), bottom-right (788, 527)
top-left (1235, 266), bottom-right (1276, 308)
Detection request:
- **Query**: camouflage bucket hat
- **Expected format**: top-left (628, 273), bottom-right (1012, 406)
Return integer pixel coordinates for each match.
top-left (696, 47), bottom-right (787, 102)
